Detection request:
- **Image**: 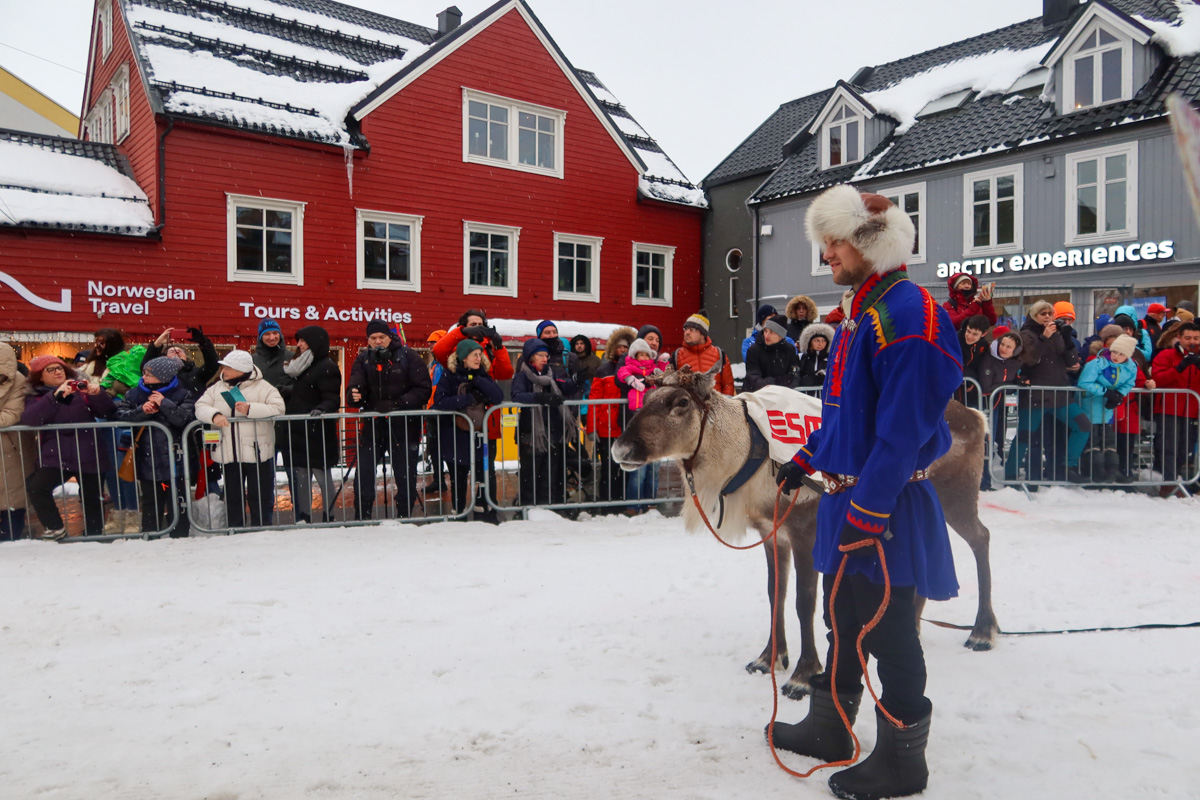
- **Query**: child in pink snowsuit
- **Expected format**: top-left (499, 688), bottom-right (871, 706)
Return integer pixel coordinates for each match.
top-left (617, 338), bottom-right (665, 410)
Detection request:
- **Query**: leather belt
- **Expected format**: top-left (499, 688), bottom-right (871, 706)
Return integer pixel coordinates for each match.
top-left (823, 469), bottom-right (930, 494)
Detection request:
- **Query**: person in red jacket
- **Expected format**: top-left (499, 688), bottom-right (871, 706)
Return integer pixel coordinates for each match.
top-left (586, 326), bottom-right (636, 511)
top-left (942, 273), bottom-right (997, 330)
top-left (1149, 322), bottom-right (1200, 494)
top-left (671, 312), bottom-right (734, 395)
top-left (431, 309), bottom-right (514, 507)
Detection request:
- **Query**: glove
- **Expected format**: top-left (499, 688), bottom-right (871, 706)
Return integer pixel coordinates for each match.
top-left (461, 326), bottom-right (488, 342)
top-left (657, 352), bottom-right (671, 365)
top-left (545, 394), bottom-right (565, 408)
top-left (482, 326), bottom-right (503, 349)
top-left (309, 409), bottom-right (324, 417)
top-left (188, 326), bottom-right (206, 343)
top-left (775, 460), bottom-right (812, 493)
top-left (839, 523), bottom-right (881, 560)
top-left (629, 378), bottom-right (646, 392)
top-left (1179, 353), bottom-right (1200, 371)
top-left (1103, 388), bottom-right (1124, 409)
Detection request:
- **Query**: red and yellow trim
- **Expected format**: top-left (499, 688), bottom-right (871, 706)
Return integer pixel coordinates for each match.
top-left (846, 500), bottom-right (889, 534)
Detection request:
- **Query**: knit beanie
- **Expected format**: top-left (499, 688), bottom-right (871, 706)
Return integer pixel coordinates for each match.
top-left (536, 320), bottom-right (557, 338)
top-left (755, 304), bottom-right (777, 326)
top-left (29, 355), bottom-right (68, 375)
top-left (627, 338), bottom-right (655, 360)
top-left (763, 314), bottom-right (789, 339)
top-left (1109, 334), bottom-right (1138, 359)
top-left (144, 356), bottom-right (182, 383)
top-left (1099, 324), bottom-right (1124, 342)
top-left (521, 337), bottom-right (550, 361)
top-left (365, 318), bottom-right (393, 339)
top-left (456, 339), bottom-right (482, 362)
top-left (636, 324), bottom-right (662, 343)
top-left (683, 312), bottom-right (710, 337)
top-left (991, 325), bottom-right (1011, 341)
top-left (258, 318), bottom-right (282, 340)
top-left (1177, 309), bottom-right (1195, 323)
top-left (1112, 314), bottom-right (1137, 332)
top-left (1053, 301), bottom-right (1076, 320)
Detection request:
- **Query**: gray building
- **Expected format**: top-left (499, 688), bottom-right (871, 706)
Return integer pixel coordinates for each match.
top-left (702, 0), bottom-right (1200, 356)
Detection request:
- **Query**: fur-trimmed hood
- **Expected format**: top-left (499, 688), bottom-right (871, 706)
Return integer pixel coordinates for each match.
top-left (604, 326), bottom-right (637, 362)
top-left (785, 295), bottom-right (818, 323)
top-left (447, 351), bottom-right (493, 373)
top-left (798, 322), bottom-right (835, 352)
top-left (805, 184), bottom-right (915, 275)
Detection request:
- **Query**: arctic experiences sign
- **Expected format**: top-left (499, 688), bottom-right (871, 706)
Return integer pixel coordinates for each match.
top-left (936, 239), bottom-right (1175, 279)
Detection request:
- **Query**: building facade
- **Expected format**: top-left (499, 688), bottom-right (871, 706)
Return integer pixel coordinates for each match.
top-left (0, 0), bottom-right (704, 368)
top-left (704, 0), bottom-right (1200, 355)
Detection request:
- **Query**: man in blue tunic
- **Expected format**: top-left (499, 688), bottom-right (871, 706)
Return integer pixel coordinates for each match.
top-left (769, 185), bottom-right (963, 800)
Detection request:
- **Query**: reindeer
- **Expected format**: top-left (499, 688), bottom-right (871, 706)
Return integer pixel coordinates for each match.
top-left (611, 366), bottom-right (998, 699)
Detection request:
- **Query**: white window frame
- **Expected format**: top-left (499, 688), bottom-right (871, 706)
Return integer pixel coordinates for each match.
top-left (111, 64), bottom-right (130, 143)
top-left (811, 241), bottom-right (832, 277)
top-left (85, 90), bottom-right (113, 144)
top-left (226, 193), bottom-right (306, 286)
top-left (463, 220), bottom-right (520, 298)
top-left (878, 182), bottom-right (926, 265)
top-left (631, 242), bottom-right (674, 307)
top-left (1064, 141), bottom-right (1138, 245)
top-left (462, 88), bottom-right (566, 179)
top-left (552, 232), bottom-right (602, 303)
top-left (821, 100), bottom-right (865, 170)
top-left (1063, 18), bottom-right (1134, 112)
top-left (98, 0), bottom-right (113, 61)
top-left (356, 209), bottom-right (422, 292)
top-left (962, 164), bottom-right (1024, 257)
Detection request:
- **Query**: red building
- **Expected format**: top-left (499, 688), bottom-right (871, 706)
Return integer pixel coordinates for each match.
top-left (0, 0), bottom-right (705, 366)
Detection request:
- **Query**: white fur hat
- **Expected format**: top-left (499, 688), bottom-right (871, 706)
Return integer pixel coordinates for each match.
top-left (627, 337), bottom-right (656, 360)
top-left (805, 184), bottom-right (916, 275)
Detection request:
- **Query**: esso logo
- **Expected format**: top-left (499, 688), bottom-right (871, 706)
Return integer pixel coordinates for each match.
top-left (765, 410), bottom-right (822, 445)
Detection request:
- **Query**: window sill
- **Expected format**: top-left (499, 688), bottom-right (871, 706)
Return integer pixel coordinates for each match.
top-left (465, 284), bottom-right (517, 298)
top-left (1065, 230), bottom-right (1137, 247)
top-left (632, 295), bottom-right (672, 308)
top-left (464, 154), bottom-right (563, 180)
top-left (228, 271), bottom-right (303, 286)
top-left (358, 278), bottom-right (420, 292)
top-left (553, 291), bottom-right (600, 303)
top-left (962, 244), bottom-right (1020, 258)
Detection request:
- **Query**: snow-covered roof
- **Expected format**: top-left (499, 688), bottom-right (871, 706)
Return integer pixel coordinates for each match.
top-left (0, 131), bottom-right (154, 235)
top-left (471, 318), bottom-right (634, 342)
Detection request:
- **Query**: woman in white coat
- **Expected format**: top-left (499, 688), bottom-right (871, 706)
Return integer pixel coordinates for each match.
top-left (195, 350), bottom-right (285, 528)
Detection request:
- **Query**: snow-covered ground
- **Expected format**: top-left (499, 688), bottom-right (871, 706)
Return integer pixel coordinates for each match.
top-left (1, 487), bottom-right (1197, 799)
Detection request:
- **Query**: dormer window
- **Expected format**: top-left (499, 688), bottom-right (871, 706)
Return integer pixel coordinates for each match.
top-left (824, 103), bottom-right (863, 168)
top-left (1060, 17), bottom-right (1139, 112)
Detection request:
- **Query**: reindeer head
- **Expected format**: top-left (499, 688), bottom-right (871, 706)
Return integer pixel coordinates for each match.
top-left (612, 365), bottom-right (713, 470)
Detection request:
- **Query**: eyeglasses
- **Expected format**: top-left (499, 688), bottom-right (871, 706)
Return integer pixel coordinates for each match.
top-left (42, 365), bottom-right (66, 373)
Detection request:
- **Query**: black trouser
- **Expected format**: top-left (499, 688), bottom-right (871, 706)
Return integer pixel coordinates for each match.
top-left (518, 445), bottom-right (566, 507)
top-left (138, 477), bottom-right (189, 538)
top-left (822, 572), bottom-right (928, 724)
top-left (353, 422), bottom-right (419, 520)
top-left (1154, 414), bottom-right (1200, 482)
top-left (1116, 431), bottom-right (1139, 476)
top-left (26, 467), bottom-right (105, 535)
top-left (0, 509), bottom-right (27, 540)
top-left (223, 459), bottom-right (275, 529)
top-left (593, 437), bottom-right (625, 510)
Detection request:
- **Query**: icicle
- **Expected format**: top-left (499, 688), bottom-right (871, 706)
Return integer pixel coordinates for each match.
top-left (343, 143), bottom-right (354, 197)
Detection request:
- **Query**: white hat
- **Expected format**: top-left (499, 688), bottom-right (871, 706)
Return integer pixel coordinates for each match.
top-left (218, 349), bottom-right (254, 374)
top-left (805, 184), bottom-right (916, 275)
top-left (627, 337), bottom-right (656, 360)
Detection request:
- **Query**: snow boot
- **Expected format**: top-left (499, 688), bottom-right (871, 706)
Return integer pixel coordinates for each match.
top-left (828, 704), bottom-right (931, 800)
top-left (767, 679), bottom-right (862, 762)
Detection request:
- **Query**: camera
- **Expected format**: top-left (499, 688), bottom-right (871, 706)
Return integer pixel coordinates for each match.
top-left (1053, 318), bottom-right (1068, 330)
top-left (67, 379), bottom-right (90, 391)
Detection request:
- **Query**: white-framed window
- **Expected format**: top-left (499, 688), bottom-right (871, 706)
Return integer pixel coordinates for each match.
top-left (226, 194), bottom-right (305, 286)
top-left (553, 233), bottom-right (601, 302)
top-left (356, 209), bottom-right (422, 292)
top-left (464, 221), bottom-right (520, 297)
top-left (1064, 20), bottom-right (1133, 111)
top-left (98, 0), bottom-right (113, 61)
top-left (85, 90), bottom-right (113, 144)
top-left (811, 241), bottom-right (832, 277)
top-left (463, 89), bottom-right (565, 179)
top-left (879, 182), bottom-right (926, 265)
top-left (726, 247), bottom-right (743, 272)
top-left (822, 101), bottom-right (864, 169)
top-left (962, 165), bottom-right (1024, 256)
top-left (632, 242), bottom-right (674, 307)
top-left (1065, 141), bottom-right (1138, 245)
top-left (729, 276), bottom-right (739, 319)
top-left (111, 64), bottom-right (130, 142)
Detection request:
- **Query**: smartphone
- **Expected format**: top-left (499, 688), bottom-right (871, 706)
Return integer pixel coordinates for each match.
top-left (170, 328), bottom-right (189, 339)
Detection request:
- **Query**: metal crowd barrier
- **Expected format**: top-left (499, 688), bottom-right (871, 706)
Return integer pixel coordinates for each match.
top-left (954, 377), bottom-right (986, 413)
top-left (181, 409), bottom-right (474, 534)
top-left (985, 385), bottom-right (1200, 493)
top-left (483, 399), bottom-right (684, 518)
top-left (0, 419), bottom-right (179, 543)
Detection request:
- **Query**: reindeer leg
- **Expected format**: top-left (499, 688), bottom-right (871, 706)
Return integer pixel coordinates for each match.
top-left (780, 516), bottom-right (822, 700)
top-left (746, 530), bottom-right (790, 674)
top-left (944, 506), bottom-right (1000, 651)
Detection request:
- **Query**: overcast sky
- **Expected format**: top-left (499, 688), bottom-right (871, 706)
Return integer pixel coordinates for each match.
top-left (1, 0), bottom-right (1049, 182)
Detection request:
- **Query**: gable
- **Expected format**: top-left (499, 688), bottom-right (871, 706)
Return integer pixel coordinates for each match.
top-left (806, 84), bottom-right (876, 134)
top-left (1042, 1), bottom-right (1153, 67)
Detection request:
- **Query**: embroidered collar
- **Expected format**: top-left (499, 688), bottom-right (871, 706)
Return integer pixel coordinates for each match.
top-left (850, 267), bottom-right (909, 320)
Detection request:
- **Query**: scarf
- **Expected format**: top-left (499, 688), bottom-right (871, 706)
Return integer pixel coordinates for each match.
top-left (138, 376), bottom-right (179, 396)
top-left (520, 363), bottom-right (576, 453)
top-left (284, 348), bottom-right (315, 378)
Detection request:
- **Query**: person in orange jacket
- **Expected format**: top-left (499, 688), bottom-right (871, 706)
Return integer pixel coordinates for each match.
top-left (670, 312), bottom-right (735, 395)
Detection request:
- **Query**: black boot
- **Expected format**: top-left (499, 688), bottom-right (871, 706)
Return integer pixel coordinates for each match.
top-left (766, 679), bottom-right (863, 762)
top-left (828, 704), bottom-right (931, 800)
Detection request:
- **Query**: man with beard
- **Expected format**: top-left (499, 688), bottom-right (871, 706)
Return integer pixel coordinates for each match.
top-left (771, 186), bottom-right (963, 800)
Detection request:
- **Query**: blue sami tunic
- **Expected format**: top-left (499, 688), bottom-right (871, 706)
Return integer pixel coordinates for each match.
top-left (790, 268), bottom-right (963, 600)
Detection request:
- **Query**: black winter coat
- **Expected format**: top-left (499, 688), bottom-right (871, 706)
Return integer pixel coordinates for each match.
top-left (254, 340), bottom-right (294, 398)
top-left (346, 339), bottom-right (432, 444)
top-left (511, 364), bottom-right (577, 444)
top-left (282, 326), bottom-right (342, 470)
top-left (797, 350), bottom-right (829, 388)
top-left (1018, 315), bottom-right (1080, 407)
top-left (743, 340), bottom-right (800, 392)
top-left (140, 334), bottom-right (218, 399)
top-left (114, 378), bottom-right (196, 482)
top-left (433, 356), bottom-right (504, 465)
